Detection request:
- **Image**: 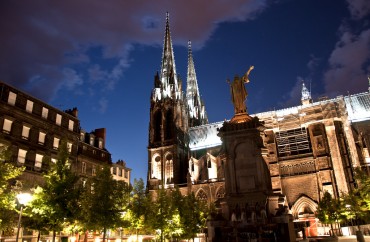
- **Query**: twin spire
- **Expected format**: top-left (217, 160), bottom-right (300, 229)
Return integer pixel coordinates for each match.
top-left (159, 12), bottom-right (180, 99)
top-left (154, 13), bottom-right (208, 126)
top-left (187, 41), bottom-right (208, 125)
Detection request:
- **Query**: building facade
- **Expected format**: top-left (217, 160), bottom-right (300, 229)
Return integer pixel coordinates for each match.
top-left (147, 14), bottom-right (370, 223)
top-left (0, 81), bottom-right (131, 188)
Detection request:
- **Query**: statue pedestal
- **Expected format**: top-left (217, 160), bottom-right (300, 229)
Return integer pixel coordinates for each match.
top-left (218, 114), bottom-right (272, 221)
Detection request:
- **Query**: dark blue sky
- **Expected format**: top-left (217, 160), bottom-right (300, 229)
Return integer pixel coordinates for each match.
top-left (1, 0), bottom-right (369, 182)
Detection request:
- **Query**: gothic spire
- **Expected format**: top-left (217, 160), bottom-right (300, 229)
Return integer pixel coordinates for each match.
top-left (186, 40), bottom-right (208, 126)
top-left (301, 81), bottom-right (312, 105)
top-left (159, 12), bottom-right (180, 99)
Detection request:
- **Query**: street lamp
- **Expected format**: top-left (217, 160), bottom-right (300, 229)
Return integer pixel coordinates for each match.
top-left (15, 193), bottom-right (32, 242)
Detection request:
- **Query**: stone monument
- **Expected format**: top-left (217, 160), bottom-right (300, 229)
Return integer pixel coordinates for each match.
top-left (207, 66), bottom-right (296, 242)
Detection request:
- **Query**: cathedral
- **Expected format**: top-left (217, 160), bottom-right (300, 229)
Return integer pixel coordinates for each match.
top-left (147, 13), bottom-right (370, 229)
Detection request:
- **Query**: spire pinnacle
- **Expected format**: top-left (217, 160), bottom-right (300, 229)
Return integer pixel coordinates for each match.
top-left (186, 40), bottom-right (208, 126)
top-left (301, 81), bottom-right (312, 105)
top-left (159, 12), bottom-right (179, 99)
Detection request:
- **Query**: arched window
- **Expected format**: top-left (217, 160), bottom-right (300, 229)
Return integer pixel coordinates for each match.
top-left (165, 109), bottom-right (174, 140)
top-left (196, 189), bottom-right (208, 201)
top-left (151, 155), bottom-right (162, 180)
top-left (216, 186), bottom-right (225, 199)
top-left (153, 111), bottom-right (162, 142)
top-left (165, 153), bottom-right (173, 184)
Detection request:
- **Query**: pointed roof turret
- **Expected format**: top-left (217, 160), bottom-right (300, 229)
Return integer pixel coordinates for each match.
top-left (301, 81), bottom-right (312, 105)
top-left (186, 40), bottom-right (208, 126)
top-left (159, 12), bottom-right (180, 99)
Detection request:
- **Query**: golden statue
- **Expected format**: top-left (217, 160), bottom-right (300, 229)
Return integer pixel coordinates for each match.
top-left (227, 66), bottom-right (254, 115)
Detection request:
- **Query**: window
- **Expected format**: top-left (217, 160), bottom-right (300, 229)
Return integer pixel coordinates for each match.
top-left (118, 168), bottom-right (122, 176)
top-left (22, 125), bottom-right (30, 139)
top-left (80, 132), bottom-right (85, 142)
top-left (8, 91), bottom-right (16, 105)
top-left (67, 142), bottom-right (72, 153)
top-left (42, 107), bottom-right (48, 119)
top-left (125, 170), bottom-right (128, 178)
top-left (92, 166), bottom-right (96, 176)
top-left (53, 137), bottom-right (60, 149)
top-left (98, 140), bottom-right (103, 149)
top-left (35, 154), bottom-right (43, 168)
top-left (82, 162), bottom-right (86, 174)
top-left (90, 137), bottom-right (94, 145)
top-left (38, 131), bottom-right (46, 144)
top-left (26, 100), bottom-right (33, 113)
top-left (56, 114), bottom-right (62, 126)
top-left (112, 167), bottom-right (117, 175)
top-left (3, 119), bottom-right (13, 133)
top-left (18, 149), bottom-right (27, 164)
top-left (68, 120), bottom-right (74, 131)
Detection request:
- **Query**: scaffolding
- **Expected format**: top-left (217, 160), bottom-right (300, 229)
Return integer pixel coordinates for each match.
top-left (276, 127), bottom-right (311, 157)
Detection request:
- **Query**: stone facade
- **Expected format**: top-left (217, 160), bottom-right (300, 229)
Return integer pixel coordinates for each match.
top-left (147, 14), bottom-right (370, 226)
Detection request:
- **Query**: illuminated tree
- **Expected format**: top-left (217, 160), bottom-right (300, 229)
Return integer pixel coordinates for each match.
top-left (147, 187), bottom-right (174, 242)
top-left (316, 191), bottom-right (345, 236)
top-left (0, 146), bottom-right (24, 236)
top-left (342, 168), bottom-right (370, 227)
top-left (180, 192), bottom-right (208, 240)
top-left (147, 187), bottom-right (210, 241)
top-left (80, 165), bottom-right (130, 242)
top-left (127, 178), bottom-right (151, 238)
top-left (25, 140), bottom-right (80, 242)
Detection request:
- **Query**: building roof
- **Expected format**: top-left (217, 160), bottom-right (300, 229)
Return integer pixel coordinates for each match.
top-left (189, 92), bottom-right (370, 151)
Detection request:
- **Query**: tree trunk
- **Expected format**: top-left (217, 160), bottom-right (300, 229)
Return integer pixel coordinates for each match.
top-left (52, 230), bottom-right (56, 242)
top-left (84, 231), bottom-right (88, 242)
top-left (102, 227), bottom-right (106, 242)
top-left (37, 231), bottom-right (41, 242)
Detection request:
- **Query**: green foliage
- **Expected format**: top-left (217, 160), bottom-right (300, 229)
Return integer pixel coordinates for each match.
top-left (316, 191), bottom-right (345, 227)
top-left (147, 187), bottom-right (209, 241)
top-left (180, 193), bottom-right (208, 239)
top-left (80, 165), bottom-right (130, 242)
top-left (0, 145), bottom-right (24, 231)
top-left (341, 168), bottom-right (370, 225)
top-left (25, 140), bottom-right (80, 237)
top-left (126, 178), bottom-right (150, 235)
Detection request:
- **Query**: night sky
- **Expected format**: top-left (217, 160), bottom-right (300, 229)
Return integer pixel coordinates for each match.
top-left (1, 0), bottom-right (369, 182)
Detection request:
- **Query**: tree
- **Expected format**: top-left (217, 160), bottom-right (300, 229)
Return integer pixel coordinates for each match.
top-left (25, 140), bottom-right (80, 242)
top-left (316, 191), bottom-right (345, 236)
top-left (180, 193), bottom-right (208, 240)
top-left (80, 165), bottom-right (130, 242)
top-left (341, 168), bottom-right (370, 227)
top-left (0, 145), bottom-right (24, 236)
top-left (147, 187), bottom-right (174, 242)
top-left (147, 187), bottom-right (210, 241)
top-left (127, 178), bottom-right (150, 239)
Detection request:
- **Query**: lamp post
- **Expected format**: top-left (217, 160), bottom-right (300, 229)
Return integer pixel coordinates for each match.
top-left (15, 193), bottom-right (32, 242)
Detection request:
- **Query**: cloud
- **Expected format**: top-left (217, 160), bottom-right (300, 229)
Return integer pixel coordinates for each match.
top-left (278, 77), bottom-right (306, 108)
top-left (97, 98), bottom-right (108, 114)
top-left (346, 0), bottom-right (370, 20)
top-left (62, 68), bottom-right (83, 90)
top-left (323, 27), bottom-right (370, 97)
top-left (0, 0), bottom-right (269, 103)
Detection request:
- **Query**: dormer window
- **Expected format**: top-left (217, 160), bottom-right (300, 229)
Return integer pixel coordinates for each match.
top-left (8, 91), bottom-right (16, 106)
top-left (26, 100), bottom-right (33, 113)
top-left (42, 107), bottom-right (48, 119)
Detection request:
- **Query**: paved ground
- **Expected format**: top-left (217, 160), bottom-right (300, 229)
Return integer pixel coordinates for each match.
top-left (299, 236), bottom-right (370, 241)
